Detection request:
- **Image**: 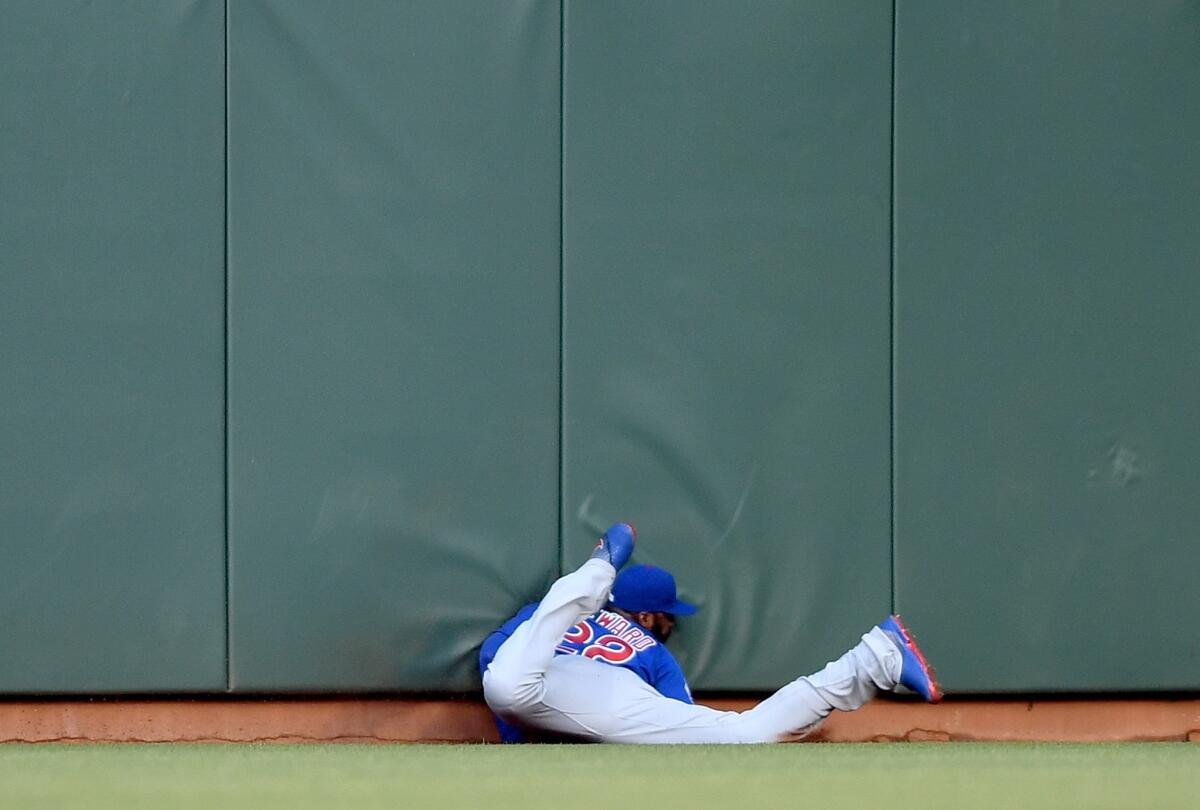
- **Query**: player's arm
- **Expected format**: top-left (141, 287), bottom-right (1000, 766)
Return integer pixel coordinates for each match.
top-left (478, 603), bottom-right (539, 674)
top-left (478, 603), bottom-right (540, 743)
top-left (492, 713), bottom-right (529, 744)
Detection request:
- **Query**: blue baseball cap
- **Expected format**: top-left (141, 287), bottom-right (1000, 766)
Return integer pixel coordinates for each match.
top-left (609, 564), bottom-right (698, 616)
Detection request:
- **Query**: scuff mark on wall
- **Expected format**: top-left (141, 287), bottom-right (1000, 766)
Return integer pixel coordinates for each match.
top-left (1086, 442), bottom-right (1142, 489)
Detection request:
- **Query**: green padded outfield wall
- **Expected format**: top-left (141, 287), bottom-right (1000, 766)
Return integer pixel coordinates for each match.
top-left (227, 0), bottom-right (562, 690)
top-left (562, 0), bottom-right (894, 690)
top-left (893, 1), bottom-right (1200, 691)
top-left (5, 1), bottom-right (1199, 696)
top-left (0, 1), bottom-right (226, 691)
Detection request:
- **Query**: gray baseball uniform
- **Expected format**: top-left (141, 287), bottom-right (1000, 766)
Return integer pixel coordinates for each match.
top-left (481, 557), bottom-right (902, 743)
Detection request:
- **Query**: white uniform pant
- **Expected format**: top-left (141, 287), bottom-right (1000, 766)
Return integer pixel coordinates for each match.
top-left (482, 559), bottom-right (902, 744)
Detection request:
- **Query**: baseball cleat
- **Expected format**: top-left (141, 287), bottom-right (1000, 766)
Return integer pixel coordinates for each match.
top-left (879, 614), bottom-right (943, 703)
top-left (590, 522), bottom-right (636, 571)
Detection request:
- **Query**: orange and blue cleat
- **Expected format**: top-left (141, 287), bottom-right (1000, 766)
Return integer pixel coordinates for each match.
top-left (879, 614), bottom-right (943, 703)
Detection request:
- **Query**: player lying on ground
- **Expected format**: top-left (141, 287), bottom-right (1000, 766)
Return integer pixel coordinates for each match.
top-left (479, 522), bottom-right (941, 744)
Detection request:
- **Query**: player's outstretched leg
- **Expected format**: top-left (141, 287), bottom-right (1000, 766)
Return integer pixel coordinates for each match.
top-left (720, 617), bottom-right (940, 742)
top-left (724, 624), bottom-right (903, 741)
top-left (605, 617), bottom-right (941, 744)
top-left (482, 523), bottom-right (636, 721)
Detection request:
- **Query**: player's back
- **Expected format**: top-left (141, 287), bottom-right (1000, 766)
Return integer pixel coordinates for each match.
top-left (553, 609), bottom-right (659, 668)
top-left (479, 602), bottom-right (692, 705)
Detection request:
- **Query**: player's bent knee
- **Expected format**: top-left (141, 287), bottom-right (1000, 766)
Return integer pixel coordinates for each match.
top-left (482, 667), bottom-right (542, 715)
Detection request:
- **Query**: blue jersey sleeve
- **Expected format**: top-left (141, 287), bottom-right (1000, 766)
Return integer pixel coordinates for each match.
top-left (648, 646), bottom-right (693, 704)
top-left (492, 714), bottom-right (528, 744)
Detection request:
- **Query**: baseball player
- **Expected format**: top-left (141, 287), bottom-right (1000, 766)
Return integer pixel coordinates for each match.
top-left (479, 522), bottom-right (941, 743)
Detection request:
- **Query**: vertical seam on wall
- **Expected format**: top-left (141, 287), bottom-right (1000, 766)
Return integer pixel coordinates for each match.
top-left (557, 0), bottom-right (567, 577)
top-left (223, 0), bottom-right (232, 692)
top-left (889, 0), bottom-right (898, 615)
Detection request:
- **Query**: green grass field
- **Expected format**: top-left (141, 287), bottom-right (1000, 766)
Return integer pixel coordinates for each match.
top-left (1, 742), bottom-right (1198, 809)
